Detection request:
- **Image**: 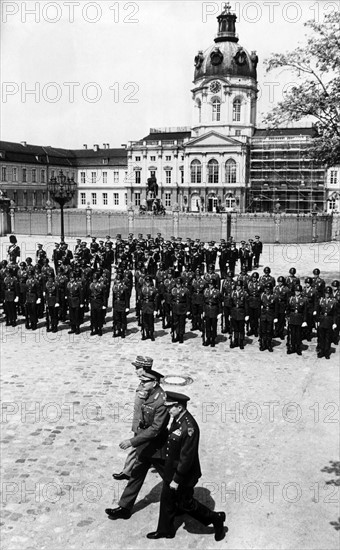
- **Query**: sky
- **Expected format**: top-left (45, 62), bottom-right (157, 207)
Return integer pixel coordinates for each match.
top-left (1, 0), bottom-right (338, 148)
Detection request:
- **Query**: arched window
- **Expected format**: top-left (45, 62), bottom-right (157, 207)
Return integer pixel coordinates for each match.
top-left (190, 160), bottom-right (202, 184)
top-left (225, 159), bottom-right (237, 183)
top-left (233, 98), bottom-right (241, 122)
top-left (212, 98), bottom-right (221, 121)
top-left (196, 99), bottom-right (202, 123)
top-left (208, 159), bottom-right (219, 184)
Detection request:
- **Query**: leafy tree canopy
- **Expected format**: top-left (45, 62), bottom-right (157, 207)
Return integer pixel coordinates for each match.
top-left (263, 11), bottom-right (340, 167)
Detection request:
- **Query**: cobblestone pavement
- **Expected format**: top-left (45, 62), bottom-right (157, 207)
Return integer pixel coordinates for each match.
top-left (1, 236), bottom-right (339, 550)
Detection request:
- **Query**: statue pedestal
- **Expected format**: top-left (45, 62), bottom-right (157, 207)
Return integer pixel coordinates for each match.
top-left (146, 198), bottom-right (154, 212)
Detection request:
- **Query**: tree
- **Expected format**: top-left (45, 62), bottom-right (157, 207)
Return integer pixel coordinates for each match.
top-left (263, 11), bottom-right (340, 167)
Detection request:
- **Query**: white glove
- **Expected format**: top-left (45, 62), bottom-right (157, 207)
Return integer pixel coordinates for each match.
top-left (274, 318), bottom-right (278, 323)
top-left (36, 298), bottom-right (41, 304)
top-left (313, 311), bottom-right (317, 316)
top-left (245, 316), bottom-right (249, 321)
top-left (55, 303), bottom-right (60, 308)
top-left (102, 305), bottom-right (107, 310)
top-left (80, 304), bottom-right (84, 308)
top-left (125, 308), bottom-right (129, 313)
top-left (302, 322), bottom-right (307, 327)
top-left (332, 324), bottom-right (337, 330)
top-left (14, 297), bottom-right (19, 303)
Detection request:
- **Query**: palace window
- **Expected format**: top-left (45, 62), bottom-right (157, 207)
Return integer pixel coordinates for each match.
top-left (190, 160), bottom-right (201, 184)
top-left (22, 168), bottom-right (27, 183)
top-left (91, 172), bottom-right (96, 184)
top-left (135, 192), bottom-right (141, 206)
top-left (40, 169), bottom-right (45, 183)
top-left (135, 170), bottom-right (141, 184)
top-left (114, 171), bottom-right (119, 183)
top-left (225, 159), bottom-right (237, 184)
top-left (150, 170), bottom-right (156, 178)
top-left (166, 156), bottom-right (171, 161)
top-left (80, 172), bottom-right (86, 184)
top-left (208, 159), bottom-right (219, 184)
top-left (165, 193), bottom-right (171, 207)
top-left (212, 98), bottom-right (221, 121)
top-left (113, 193), bottom-right (119, 205)
top-left (91, 193), bottom-right (97, 205)
top-left (12, 167), bottom-right (18, 182)
top-left (1, 167), bottom-right (7, 181)
top-left (80, 192), bottom-right (86, 205)
top-left (103, 193), bottom-right (108, 205)
top-left (32, 169), bottom-right (36, 183)
top-left (135, 156), bottom-right (141, 162)
top-left (233, 99), bottom-right (241, 122)
top-left (180, 168), bottom-right (184, 184)
top-left (330, 170), bottom-right (338, 185)
top-left (150, 156), bottom-right (156, 161)
top-left (165, 170), bottom-right (171, 184)
top-left (103, 171), bottom-right (108, 184)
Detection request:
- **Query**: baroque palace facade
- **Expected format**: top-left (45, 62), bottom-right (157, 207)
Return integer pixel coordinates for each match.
top-left (0, 4), bottom-right (339, 214)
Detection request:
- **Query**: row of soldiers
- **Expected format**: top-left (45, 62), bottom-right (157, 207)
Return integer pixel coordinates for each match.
top-left (1, 234), bottom-right (339, 358)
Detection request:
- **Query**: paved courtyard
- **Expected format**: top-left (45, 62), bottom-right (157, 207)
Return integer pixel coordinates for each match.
top-left (0, 236), bottom-right (339, 550)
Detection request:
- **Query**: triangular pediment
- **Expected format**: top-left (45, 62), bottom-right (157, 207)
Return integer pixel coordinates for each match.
top-left (185, 131), bottom-right (242, 148)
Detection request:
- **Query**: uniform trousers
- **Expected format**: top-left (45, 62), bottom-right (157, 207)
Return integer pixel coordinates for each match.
top-left (46, 306), bottom-right (58, 331)
top-left (118, 456), bottom-right (165, 510)
top-left (90, 305), bottom-right (103, 332)
top-left (69, 306), bottom-right (80, 331)
top-left (173, 313), bottom-right (186, 337)
top-left (248, 306), bottom-right (260, 334)
top-left (317, 326), bottom-right (332, 356)
top-left (205, 317), bottom-right (217, 342)
top-left (4, 301), bottom-right (17, 325)
top-left (157, 483), bottom-right (216, 534)
top-left (191, 303), bottom-right (203, 329)
top-left (25, 303), bottom-right (37, 329)
top-left (287, 323), bottom-right (302, 351)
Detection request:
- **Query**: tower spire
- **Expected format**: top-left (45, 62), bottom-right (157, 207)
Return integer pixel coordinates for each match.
top-left (215, 2), bottom-right (239, 43)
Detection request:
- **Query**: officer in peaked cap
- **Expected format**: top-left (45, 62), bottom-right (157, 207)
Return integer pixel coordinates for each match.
top-left (146, 391), bottom-right (227, 541)
top-left (106, 365), bottom-right (168, 520)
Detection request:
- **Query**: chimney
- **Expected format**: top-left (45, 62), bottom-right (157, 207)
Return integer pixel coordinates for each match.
top-left (103, 143), bottom-right (106, 149)
top-left (106, 143), bottom-right (110, 149)
top-left (83, 144), bottom-right (88, 149)
top-left (94, 144), bottom-right (99, 152)
top-left (21, 141), bottom-right (27, 147)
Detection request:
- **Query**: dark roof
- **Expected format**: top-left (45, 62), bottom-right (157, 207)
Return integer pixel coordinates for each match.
top-left (142, 131), bottom-right (192, 142)
top-left (253, 127), bottom-right (318, 138)
top-left (0, 141), bottom-right (127, 167)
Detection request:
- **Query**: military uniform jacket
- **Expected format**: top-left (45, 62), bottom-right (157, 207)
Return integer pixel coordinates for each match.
top-left (18, 270), bottom-right (28, 293)
top-left (163, 410), bottom-right (202, 486)
top-left (252, 241), bottom-right (263, 256)
top-left (164, 278), bottom-right (175, 304)
top-left (66, 281), bottom-right (83, 308)
top-left (45, 281), bottom-right (59, 307)
top-left (171, 287), bottom-right (190, 315)
top-left (89, 281), bottom-right (105, 308)
top-left (259, 274), bottom-right (276, 289)
top-left (230, 289), bottom-right (249, 320)
top-left (260, 293), bottom-right (278, 321)
top-left (203, 288), bottom-right (222, 317)
top-left (312, 277), bottom-right (325, 298)
top-left (317, 297), bottom-right (336, 328)
top-left (130, 384), bottom-right (169, 459)
top-left (286, 276), bottom-right (300, 295)
top-left (221, 279), bottom-right (234, 307)
top-left (302, 287), bottom-right (318, 311)
top-left (247, 281), bottom-right (261, 308)
top-left (204, 272), bottom-right (221, 290)
top-left (3, 276), bottom-right (19, 301)
top-left (25, 279), bottom-right (40, 303)
top-left (112, 282), bottom-right (129, 311)
top-left (141, 285), bottom-right (157, 313)
top-left (191, 278), bottom-right (206, 305)
top-left (273, 285), bottom-right (289, 311)
top-left (7, 244), bottom-right (20, 263)
top-left (286, 296), bottom-right (307, 325)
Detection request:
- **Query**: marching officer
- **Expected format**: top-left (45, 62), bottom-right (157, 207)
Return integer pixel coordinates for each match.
top-left (105, 369), bottom-right (168, 520)
top-left (230, 280), bottom-right (249, 349)
top-left (140, 276), bottom-right (158, 341)
top-left (316, 286), bottom-right (337, 359)
top-left (286, 285), bottom-right (307, 355)
top-left (146, 391), bottom-right (226, 541)
top-left (202, 279), bottom-right (222, 347)
top-left (238, 241), bottom-right (249, 272)
top-left (45, 272), bottom-right (59, 333)
top-left (259, 283), bottom-right (278, 352)
top-left (228, 242), bottom-right (239, 277)
top-left (35, 243), bottom-right (47, 267)
top-left (171, 277), bottom-right (190, 343)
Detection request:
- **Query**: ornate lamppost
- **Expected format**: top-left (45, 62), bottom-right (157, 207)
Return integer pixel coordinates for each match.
top-left (47, 170), bottom-right (76, 242)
